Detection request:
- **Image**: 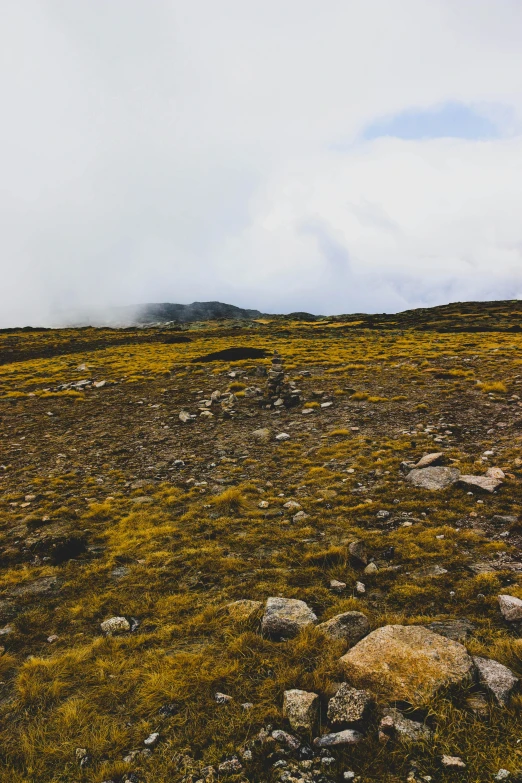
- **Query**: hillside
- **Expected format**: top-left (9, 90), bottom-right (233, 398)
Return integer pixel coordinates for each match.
top-left (0, 300), bottom-right (522, 782)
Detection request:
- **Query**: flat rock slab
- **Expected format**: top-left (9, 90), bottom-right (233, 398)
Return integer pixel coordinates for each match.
top-left (379, 708), bottom-right (433, 743)
top-left (458, 475), bottom-right (502, 493)
top-left (313, 729), bottom-right (363, 748)
top-left (426, 618), bottom-right (475, 643)
top-left (340, 625), bottom-right (473, 705)
top-left (261, 597), bottom-right (317, 638)
top-left (407, 467), bottom-right (460, 491)
top-left (317, 611), bottom-right (370, 646)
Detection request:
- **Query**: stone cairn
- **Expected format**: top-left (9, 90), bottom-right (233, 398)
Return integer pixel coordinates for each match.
top-left (265, 350), bottom-right (302, 409)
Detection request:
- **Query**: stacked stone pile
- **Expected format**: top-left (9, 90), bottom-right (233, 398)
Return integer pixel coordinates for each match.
top-left (265, 350), bottom-right (302, 409)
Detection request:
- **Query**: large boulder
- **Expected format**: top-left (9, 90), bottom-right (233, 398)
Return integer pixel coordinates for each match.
top-left (406, 467), bottom-right (460, 491)
top-left (261, 597), bottom-right (317, 638)
top-left (283, 689), bottom-right (319, 733)
top-left (317, 611), bottom-right (370, 646)
top-left (339, 625), bottom-right (473, 705)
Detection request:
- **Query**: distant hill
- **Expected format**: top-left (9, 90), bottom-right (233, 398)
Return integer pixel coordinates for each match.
top-left (60, 301), bottom-right (267, 327)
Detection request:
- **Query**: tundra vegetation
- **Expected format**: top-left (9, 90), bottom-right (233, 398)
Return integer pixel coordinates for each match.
top-left (0, 300), bottom-right (522, 782)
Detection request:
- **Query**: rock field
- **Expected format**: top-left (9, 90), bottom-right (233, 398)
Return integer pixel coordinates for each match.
top-left (0, 304), bottom-right (522, 782)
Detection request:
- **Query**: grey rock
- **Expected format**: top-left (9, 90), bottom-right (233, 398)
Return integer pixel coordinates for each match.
top-left (271, 730), bottom-right (301, 751)
top-left (494, 771), bottom-right (511, 782)
top-left (378, 708), bottom-right (432, 743)
top-left (329, 579), bottom-right (346, 592)
top-left (218, 757), bottom-right (243, 774)
top-left (407, 467), bottom-right (460, 491)
top-left (426, 618), bottom-right (474, 643)
top-left (458, 475), bottom-right (502, 493)
top-left (327, 683), bottom-right (373, 725)
top-left (317, 611), bottom-right (370, 646)
top-left (499, 594), bottom-right (522, 622)
top-left (313, 729), bottom-right (363, 748)
top-left (473, 656), bottom-right (518, 706)
top-left (252, 428), bottom-right (272, 443)
top-left (262, 597), bottom-right (317, 638)
top-left (283, 689), bottom-right (319, 733)
top-left (348, 539), bottom-right (369, 565)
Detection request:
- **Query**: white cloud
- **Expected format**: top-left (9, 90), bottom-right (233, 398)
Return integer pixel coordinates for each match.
top-left (1, 0), bottom-right (522, 324)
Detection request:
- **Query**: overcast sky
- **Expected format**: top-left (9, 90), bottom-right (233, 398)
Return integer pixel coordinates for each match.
top-left (2, 0), bottom-right (522, 326)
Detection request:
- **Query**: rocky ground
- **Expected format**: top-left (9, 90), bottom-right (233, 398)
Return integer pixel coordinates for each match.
top-left (1, 308), bottom-right (522, 782)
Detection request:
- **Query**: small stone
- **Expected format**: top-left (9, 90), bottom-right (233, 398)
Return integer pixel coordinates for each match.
top-left (47, 634), bottom-right (59, 643)
top-left (378, 708), bottom-right (432, 743)
top-left (441, 755), bottom-right (466, 769)
top-left (252, 428), bottom-right (272, 443)
top-left (494, 770), bottom-right (511, 781)
top-left (355, 581), bottom-right (365, 594)
top-left (321, 401), bottom-right (333, 408)
top-left (348, 539), bottom-right (369, 565)
top-left (179, 410), bottom-right (194, 423)
top-left (313, 729), bottom-right (363, 748)
top-left (218, 757), bottom-right (243, 774)
top-left (330, 579), bottom-right (346, 593)
top-left (499, 594), bottom-right (522, 622)
top-left (241, 702), bottom-right (253, 710)
top-left (144, 732), bottom-right (159, 747)
top-left (275, 433), bottom-right (291, 441)
top-left (283, 501), bottom-right (301, 510)
top-left (364, 562), bottom-right (378, 575)
top-left (316, 611), bottom-right (370, 646)
top-left (414, 453), bottom-right (444, 469)
top-left (327, 683), bottom-right (373, 725)
top-left (343, 773), bottom-right (356, 781)
top-left (215, 692), bottom-right (233, 704)
top-left (75, 748), bottom-right (88, 761)
top-left (271, 730), bottom-right (301, 751)
top-left (473, 656), bottom-right (518, 706)
top-left (100, 616), bottom-right (131, 635)
top-left (283, 689), bottom-right (320, 733)
top-left (226, 599), bottom-right (262, 622)
top-left (262, 597), bottom-right (317, 638)
top-left (258, 501), bottom-right (269, 508)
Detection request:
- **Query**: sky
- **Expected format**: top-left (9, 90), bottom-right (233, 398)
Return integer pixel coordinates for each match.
top-left (1, 0), bottom-right (522, 326)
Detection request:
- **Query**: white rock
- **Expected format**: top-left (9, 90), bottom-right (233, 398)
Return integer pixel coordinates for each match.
top-left (275, 433), bottom-right (290, 441)
top-left (100, 616), bottom-right (130, 635)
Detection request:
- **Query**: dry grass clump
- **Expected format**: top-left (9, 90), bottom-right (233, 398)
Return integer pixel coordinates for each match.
top-left (210, 487), bottom-right (247, 515)
top-left (478, 381), bottom-right (508, 394)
